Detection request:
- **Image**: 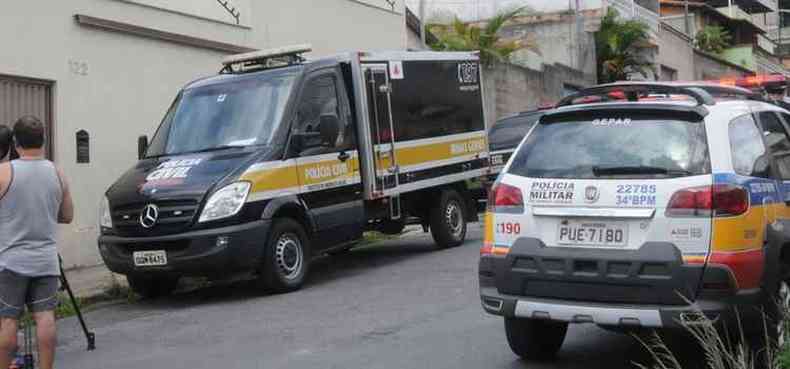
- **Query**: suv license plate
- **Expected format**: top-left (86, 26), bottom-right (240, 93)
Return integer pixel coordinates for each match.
top-left (133, 250), bottom-right (167, 267)
top-left (557, 220), bottom-right (628, 247)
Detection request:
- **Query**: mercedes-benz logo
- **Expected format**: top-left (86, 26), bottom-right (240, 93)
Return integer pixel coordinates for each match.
top-left (139, 204), bottom-right (160, 229)
top-left (584, 186), bottom-right (600, 204)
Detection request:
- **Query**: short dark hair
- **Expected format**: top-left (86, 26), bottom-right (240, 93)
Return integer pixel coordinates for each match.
top-left (0, 125), bottom-right (11, 159)
top-left (13, 116), bottom-right (45, 149)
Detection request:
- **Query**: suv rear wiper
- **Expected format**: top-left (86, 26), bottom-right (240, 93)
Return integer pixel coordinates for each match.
top-left (592, 165), bottom-right (693, 177)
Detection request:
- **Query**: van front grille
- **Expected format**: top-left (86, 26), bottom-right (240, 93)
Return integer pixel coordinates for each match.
top-left (111, 199), bottom-right (199, 236)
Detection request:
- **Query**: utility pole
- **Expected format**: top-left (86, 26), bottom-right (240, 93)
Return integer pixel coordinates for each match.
top-left (576, 0), bottom-right (583, 71)
top-left (419, 0), bottom-right (426, 47)
top-left (684, 0), bottom-right (690, 36)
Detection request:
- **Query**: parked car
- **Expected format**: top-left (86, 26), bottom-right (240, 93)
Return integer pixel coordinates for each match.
top-left (480, 82), bottom-right (790, 359)
top-left (488, 110), bottom-right (547, 175)
top-left (472, 110), bottom-right (547, 208)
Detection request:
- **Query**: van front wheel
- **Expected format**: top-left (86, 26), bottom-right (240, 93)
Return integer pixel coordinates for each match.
top-left (127, 276), bottom-right (178, 299)
top-left (258, 218), bottom-right (310, 293)
top-left (430, 189), bottom-right (467, 248)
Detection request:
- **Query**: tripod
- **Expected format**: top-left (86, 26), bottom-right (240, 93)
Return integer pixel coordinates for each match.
top-left (13, 257), bottom-right (95, 369)
top-left (58, 256), bottom-right (95, 352)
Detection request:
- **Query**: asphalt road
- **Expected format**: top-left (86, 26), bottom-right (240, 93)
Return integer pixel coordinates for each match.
top-left (55, 224), bottom-right (696, 369)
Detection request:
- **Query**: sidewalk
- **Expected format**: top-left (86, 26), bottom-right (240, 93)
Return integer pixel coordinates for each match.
top-left (62, 264), bottom-right (127, 300)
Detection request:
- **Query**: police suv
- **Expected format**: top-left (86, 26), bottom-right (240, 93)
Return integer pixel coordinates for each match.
top-left (480, 83), bottom-right (790, 359)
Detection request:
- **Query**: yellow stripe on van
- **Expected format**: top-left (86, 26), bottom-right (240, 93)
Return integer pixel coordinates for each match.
top-left (242, 132), bottom-right (488, 201)
top-left (241, 164), bottom-right (299, 193)
top-left (393, 135), bottom-right (487, 168)
top-left (297, 158), bottom-right (360, 186)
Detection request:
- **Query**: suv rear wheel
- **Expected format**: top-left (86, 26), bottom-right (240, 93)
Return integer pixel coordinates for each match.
top-left (505, 317), bottom-right (567, 360)
top-left (761, 271), bottom-right (790, 349)
top-left (430, 189), bottom-right (467, 248)
top-left (258, 218), bottom-right (310, 293)
top-left (773, 280), bottom-right (790, 347)
top-left (127, 275), bottom-right (179, 299)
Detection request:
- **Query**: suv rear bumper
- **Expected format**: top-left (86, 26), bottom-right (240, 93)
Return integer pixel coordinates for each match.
top-left (479, 284), bottom-right (763, 329)
top-left (98, 220), bottom-right (271, 278)
top-left (479, 237), bottom-right (768, 329)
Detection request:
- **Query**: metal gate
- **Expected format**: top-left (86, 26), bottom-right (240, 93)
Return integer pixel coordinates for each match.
top-left (0, 74), bottom-right (54, 158)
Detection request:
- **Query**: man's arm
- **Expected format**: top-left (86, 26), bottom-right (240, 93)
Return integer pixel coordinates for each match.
top-left (0, 163), bottom-right (10, 200)
top-left (55, 167), bottom-right (74, 224)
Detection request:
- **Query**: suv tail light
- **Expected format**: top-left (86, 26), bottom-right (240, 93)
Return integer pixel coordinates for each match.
top-left (482, 183), bottom-right (523, 256)
top-left (487, 183), bottom-right (524, 213)
top-left (666, 184), bottom-right (748, 217)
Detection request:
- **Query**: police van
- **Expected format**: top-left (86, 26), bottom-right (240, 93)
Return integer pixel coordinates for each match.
top-left (480, 82), bottom-right (790, 359)
top-left (99, 45), bottom-right (488, 297)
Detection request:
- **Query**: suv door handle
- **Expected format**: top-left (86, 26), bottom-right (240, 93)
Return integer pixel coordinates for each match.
top-left (338, 151), bottom-right (350, 162)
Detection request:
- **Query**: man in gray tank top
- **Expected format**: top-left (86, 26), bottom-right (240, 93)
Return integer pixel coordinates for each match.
top-left (0, 116), bottom-right (74, 369)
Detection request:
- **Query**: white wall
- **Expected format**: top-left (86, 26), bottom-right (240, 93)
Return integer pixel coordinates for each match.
top-left (0, 0), bottom-right (406, 269)
top-left (120, 0), bottom-right (253, 25)
top-left (248, 0), bottom-right (406, 55)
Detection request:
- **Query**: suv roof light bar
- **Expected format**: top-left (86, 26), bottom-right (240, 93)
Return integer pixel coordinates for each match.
top-left (674, 84), bottom-right (758, 98)
top-left (556, 82), bottom-right (716, 108)
top-left (712, 74), bottom-right (786, 90)
top-left (220, 44), bottom-right (312, 74)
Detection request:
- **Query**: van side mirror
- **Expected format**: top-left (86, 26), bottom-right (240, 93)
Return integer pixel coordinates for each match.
top-left (318, 115), bottom-right (340, 147)
top-left (753, 154), bottom-right (772, 178)
top-left (290, 115), bottom-right (340, 154)
top-left (138, 135), bottom-right (148, 160)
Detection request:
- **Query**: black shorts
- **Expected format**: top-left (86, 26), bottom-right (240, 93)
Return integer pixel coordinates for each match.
top-left (0, 269), bottom-right (59, 319)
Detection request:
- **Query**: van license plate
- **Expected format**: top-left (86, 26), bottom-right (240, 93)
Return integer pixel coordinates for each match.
top-left (557, 220), bottom-right (628, 247)
top-left (133, 250), bottom-right (167, 267)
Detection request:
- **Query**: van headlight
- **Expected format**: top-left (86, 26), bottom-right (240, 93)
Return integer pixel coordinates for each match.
top-left (199, 182), bottom-right (251, 223)
top-left (99, 196), bottom-right (113, 229)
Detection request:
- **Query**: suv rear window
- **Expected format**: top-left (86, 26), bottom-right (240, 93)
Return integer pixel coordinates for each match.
top-left (508, 114), bottom-right (710, 179)
top-left (489, 113), bottom-right (543, 151)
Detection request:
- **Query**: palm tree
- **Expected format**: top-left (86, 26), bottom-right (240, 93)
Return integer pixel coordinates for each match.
top-left (427, 7), bottom-right (531, 66)
top-left (695, 25), bottom-right (732, 54)
top-left (595, 8), bottom-right (654, 83)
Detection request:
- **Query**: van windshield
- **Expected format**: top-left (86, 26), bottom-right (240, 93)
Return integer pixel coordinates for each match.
top-left (508, 114), bottom-right (710, 179)
top-left (146, 70), bottom-right (298, 157)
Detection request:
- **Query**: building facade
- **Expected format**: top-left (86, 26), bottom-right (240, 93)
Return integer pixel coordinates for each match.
top-left (0, 0), bottom-right (407, 269)
top-left (660, 0), bottom-right (786, 77)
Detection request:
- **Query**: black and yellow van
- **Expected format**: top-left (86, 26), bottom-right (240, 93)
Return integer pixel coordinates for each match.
top-left (98, 45), bottom-right (489, 297)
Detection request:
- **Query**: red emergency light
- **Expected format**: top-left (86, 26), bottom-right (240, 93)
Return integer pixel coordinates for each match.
top-left (705, 74), bottom-right (787, 90)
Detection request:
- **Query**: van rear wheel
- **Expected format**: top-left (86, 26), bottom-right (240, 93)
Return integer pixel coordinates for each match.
top-left (430, 189), bottom-right (467, 248)
top-left (127, 275), bottom-right (179, 299)
top-left (258, 218), bottom-right (310, 293)
top-left (505, 317), bottom-right (567, 361)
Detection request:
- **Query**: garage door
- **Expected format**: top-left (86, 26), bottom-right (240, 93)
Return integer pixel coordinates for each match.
top-left (0, 74), bottom-right (54, 158)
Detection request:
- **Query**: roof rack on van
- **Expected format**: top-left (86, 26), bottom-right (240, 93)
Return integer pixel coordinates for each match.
top-left (220, 44), bottom-right (312, 74)
top-left (556, 82), bottom-right (717, 108)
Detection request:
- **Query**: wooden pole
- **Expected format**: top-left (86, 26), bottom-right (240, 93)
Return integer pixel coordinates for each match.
top-left (419, 0), bottom-right (426, 47)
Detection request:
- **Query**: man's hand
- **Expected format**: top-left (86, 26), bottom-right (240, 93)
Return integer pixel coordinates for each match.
top-left (56, 166), bottom-right (74, 224)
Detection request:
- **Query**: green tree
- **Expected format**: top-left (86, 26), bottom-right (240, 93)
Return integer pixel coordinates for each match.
top-left (427, 7), bottom-right (530, 66)
top-left (595, 8), bottom-right (653, 83)
top-left (695, 25), bottom-right (732, 54)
